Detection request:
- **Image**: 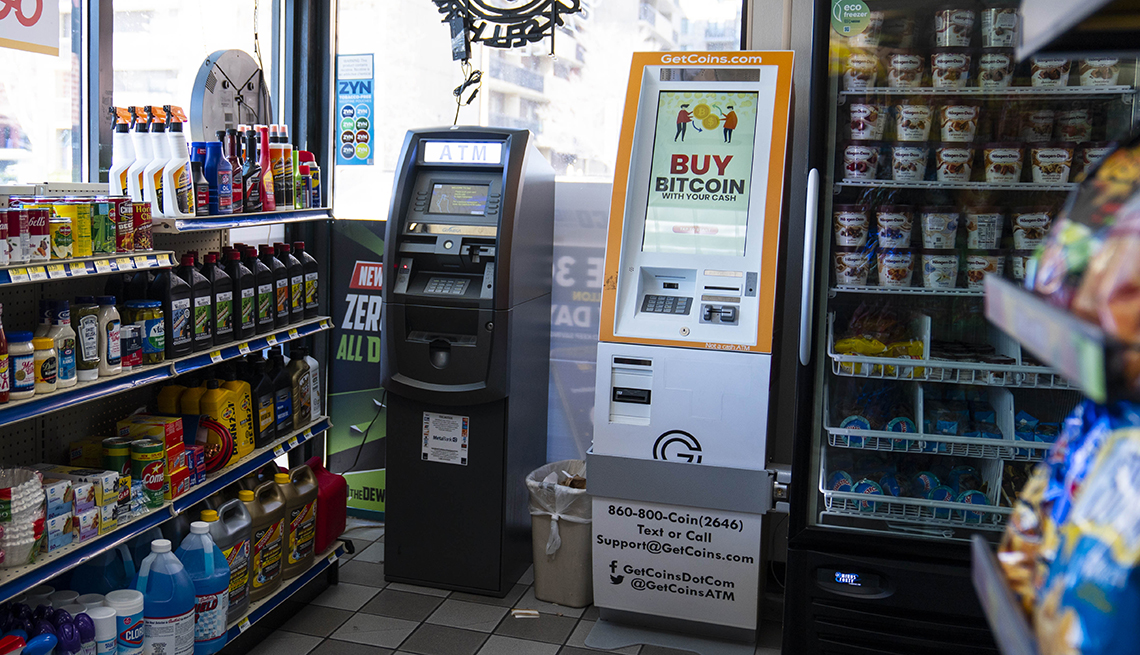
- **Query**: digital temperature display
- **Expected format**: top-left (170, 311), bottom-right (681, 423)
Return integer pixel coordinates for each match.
top-left (834, 572), bottom-right (862, 586)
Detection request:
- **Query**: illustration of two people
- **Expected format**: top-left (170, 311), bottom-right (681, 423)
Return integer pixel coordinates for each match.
top-left (674, 104), bottom-right (738, 143)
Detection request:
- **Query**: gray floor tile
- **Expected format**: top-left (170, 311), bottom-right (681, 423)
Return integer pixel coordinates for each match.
top-left (450, 584), bottom-right (527, 608)
top-left (284, 606), bottom-right (354, 637)
top-left (427, 599), bottom-right (510, 633)
top-left (639, 647), bottom-right (697, 655)
top-left (565, 621), bottom-right (639, 654)
top-left (477, 635), bottom-right (560, 655)
top-left (362, 589), bottom-right (446, 622)
top-left (341, 559), bottom-right (388, 589)
top-left (355, 541), bottom-right (386, 563)
top-left (387, 582), bottom-right (452, 598)
top-left (514, 588), bottom-right (586, 618)
top-left (400, 623), bottom-right (488, 655)
top-left (311, 583), bottom-right (381, 611)
top-left (518, 566), bottom-right (535, 586)
top-left (494, 612), bottom-right (577, 644)
top-left (311, 640), bottom-right (394, 655)
top-left (561, 649), bottom-right (621, 655)
top-left (247, 631), bottom-right (322, 655)
top-left (581, 607), bottom-right (600, 622)
top-left (344, 526), bottom-right (386, 542)
top-left (331, 613), bottom-right (420, 649)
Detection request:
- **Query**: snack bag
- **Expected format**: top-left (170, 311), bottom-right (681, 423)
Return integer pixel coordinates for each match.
top-left (1034, 428), bottom-right (1140, 655)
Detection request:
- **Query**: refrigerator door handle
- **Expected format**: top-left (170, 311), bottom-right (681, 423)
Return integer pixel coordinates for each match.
top-left (798, 167), bottom-right (820, 367)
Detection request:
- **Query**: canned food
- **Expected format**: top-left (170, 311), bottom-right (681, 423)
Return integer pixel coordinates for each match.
top-left (126, 300), bottom-right (165, 365)
top-left (27, 208), bottom-right (50, 263)
top-left (102, 437), bottom-right (132, 478)
top-left (49, 216), bottom-right (73, 260)
top-left (130, 439), bottom-right (165, 509)
top-left (120, 324), bottom-right (143, 370)
top-left (113, 198), bottom-right (133, 253)
top-left (132, 203), bottom-right (152, 251)
top-left (53, 201), bottom-right (92, 257)
top-left (90, 200), bottom-right (116, 254)
top-left (6, 207), bottom-right (27, 264)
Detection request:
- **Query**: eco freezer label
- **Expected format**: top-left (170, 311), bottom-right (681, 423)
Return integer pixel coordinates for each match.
top-left (592, 497), bottom-right (761, 630)
top-left (422, 412), bottom-right (469, 465)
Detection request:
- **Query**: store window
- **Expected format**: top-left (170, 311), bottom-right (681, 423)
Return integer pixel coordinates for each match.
top-left (0, 2), bottom-right (82, 183)
top-left (112, 1), bottom-right (275, 125)
top-left (333, 0), bottom-right (744, 220)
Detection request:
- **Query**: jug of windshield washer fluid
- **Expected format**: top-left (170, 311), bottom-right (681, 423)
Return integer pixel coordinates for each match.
top-left (202, 501), bottom-right (251, 623)
top-left (175, 522), bottom-right (229, 655)
top-left (279, 466), bottom-right (318, 578)
top-left (133, 539), bottom-right (195, 655)
top-left (70, 544), bottom-right (135, 595)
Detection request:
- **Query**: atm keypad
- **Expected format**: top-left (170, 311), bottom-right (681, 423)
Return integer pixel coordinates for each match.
top-left (425, 277), bottom-right (470, 295)
top-left (641, 295), bottom-right (691, 315)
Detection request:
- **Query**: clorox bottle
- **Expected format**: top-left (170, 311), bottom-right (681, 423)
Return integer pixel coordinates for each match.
top-left (175, 521), bottom-right (230, 654)
top-left (134, 539), bottom-right (195, 655)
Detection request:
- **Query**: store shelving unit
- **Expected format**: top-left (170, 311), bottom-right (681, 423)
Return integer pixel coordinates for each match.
top-left (832, 285), bottom-right (984, 298)
top-left (970, 536), bottom-right (1041, 655)
top-left (839, 85), bottom-right (1133, 98)
top-left (229, 541), bottom-right (346, 640)
top-left (0, 317), bottom-right (332, 429)
top-left (836, 179), bottom-right (1079, 191)
top-left (0, 415), bottom-right (332, 601)
top-left (152, 207), bottom-right (333, 233)
top-left (0, 252), bottom-right (176, 286)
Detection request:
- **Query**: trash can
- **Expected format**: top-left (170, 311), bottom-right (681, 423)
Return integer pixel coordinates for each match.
top-left (527, 459), bottom-right (592, 607)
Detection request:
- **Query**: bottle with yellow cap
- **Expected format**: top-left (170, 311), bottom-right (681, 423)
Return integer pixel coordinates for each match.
top-left (180, 378), bottom-right (208, 414)
top-left (201, 501), bottom-right (252, 623)
top-left (242, 482), bottom-right (285, 601)
top-left (278, 466), bottom-right (318, 578)
top-left (156, 383), bottom-right (187, 415)
top-left (221, 367), bottom-right (254, 460)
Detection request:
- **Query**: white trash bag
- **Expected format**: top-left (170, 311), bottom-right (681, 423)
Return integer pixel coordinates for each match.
top-left (526, 459), bottom-right (591, 556)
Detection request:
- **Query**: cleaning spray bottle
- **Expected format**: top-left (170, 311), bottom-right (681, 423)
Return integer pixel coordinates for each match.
top-left (142, 106), bottom-right (170, 218)
top-left (126, 108), bottom-right (153, 204)
top-left (133, 539), bottom-right (195, 655)
top-left (174, 522), bottom-right (229, 655)
top-left (161, 106), bottom-right (195, 218)
top-left (109, 107), bottom-right (135, 197)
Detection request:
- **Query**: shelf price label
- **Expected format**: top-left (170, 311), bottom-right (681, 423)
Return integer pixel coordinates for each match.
top-left (273, 444), bottom-right (286, 458)
top-left (266, 334), bottom-right (279, 345)
top-left (94, 259), bottom-right (113, 273)
top-left (46, 264), bottom-right (67, 279)
top-left (9, 268), bottom-right (29, 283)
top-left (238, 618), bottom-right (251, 633)
top-left (67, 262), bottom-right (87, 276)
top-left (209, 350), bottom-right (223, 364)
top-left (116, 257), bottom-right (134, 270)
top-left (134, 255), bottom-right (151, 268)
top-left (288, 437), bottom-right (300, 449)
top-left (238, 343), bottom-right (251, 355)
top-left (28, 266), bottom-right (48, 281)
top-left (320, 319), bottom-right (332, 330)
top-left (328, 552), bottom-right (338, 564)
top-left (288, 329), bottom-right (299, 339)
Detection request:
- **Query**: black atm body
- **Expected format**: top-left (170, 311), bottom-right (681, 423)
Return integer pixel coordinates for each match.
top-left (381, 127), bottom-right (554, 596)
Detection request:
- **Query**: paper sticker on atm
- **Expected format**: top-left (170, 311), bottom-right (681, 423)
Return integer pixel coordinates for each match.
top-left (422, 411), bottom-right (469, 466)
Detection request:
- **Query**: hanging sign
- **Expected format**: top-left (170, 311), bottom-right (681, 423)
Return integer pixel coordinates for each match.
top-left (432, 0), bottom-right (584, 49)
top-left (336, 54), bottom-right (374, 166)
top-left (0, 0), bottom-right (60, 56)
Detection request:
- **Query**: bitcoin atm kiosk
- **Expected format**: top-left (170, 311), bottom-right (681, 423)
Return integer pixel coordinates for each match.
top-left (381, 127), bottom-right (554, 596)
top-left (588, 52), bottom-right (793, 641)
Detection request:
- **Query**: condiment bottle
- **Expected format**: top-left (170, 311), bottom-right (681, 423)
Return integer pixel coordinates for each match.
top-left (33, 337), bottom-right (57, 394)
top-left (34, 299), bottom-right (55, 338)
top-left (97, 296), bottom-right (122, 376)
top-left (74, 297), bottom-right (101, 382)
top-left (47, 300), bottom-right (77, 388)
top-left (9, 331), bottom-right (35, 400)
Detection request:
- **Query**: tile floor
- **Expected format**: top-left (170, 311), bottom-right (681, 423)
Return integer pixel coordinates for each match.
top-left (250, 520), bottom-right (782, 655)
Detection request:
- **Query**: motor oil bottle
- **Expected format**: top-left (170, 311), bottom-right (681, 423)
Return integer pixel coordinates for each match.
top-left (200, 254), bottom-right (233, 346)
top-left (220, 368), bottom-right (254, 460)
top-left (175, 522), bottom-right (229, 655)
top-left (292, 241), bottom-right (318, 319)
top-left (241, 129), bottom-right (263, 214)
top-left (242, 483), bottom-right (285, 602)
top-left (225, 250), bottom-right (255, 341)
top-left (110, 107), bottom-right (135, 197)
top-left (260, 245), bottom-right (289, 329)
top-left (286, 349), bottom-right (311, 430)
top-left (143, 106), bottom-right (170, 219)
top-left (157, 384), bottom-right (186, 415)
top-left (249, 359), bottom-right (276, 449)
top-left (177, 255), bottom-right (213, 352)
top-left (202, 501), bottom-right (251, 624)
top-left (294, 346), bottom-right (321, 418)
top-left (247, 247), bottom-right (275, 335)
top-left (239, 462), bottom-right (281, 493)
top-left (269, 350), bottom-right (293, 437)
top-left (162, 106), bottom-right (195, 218)
top-left (133, 539), bottom-right (195, 655)
top-left (280, 467), bottom-right (318, 578)
top-left (180, 379), bottom-right (207, 415)
top-left (305, 457), bottom-right (347, 555)
top-left (275, 244), bottom-right (304, 324)
top-left (257, 126), bottom-right (276, 212)
top-left (126, 107), bottom-right (152, 203)
top-left (148, 268), bottom-right (193, 359)
top-left (201, 380), bottom-right (239, 467)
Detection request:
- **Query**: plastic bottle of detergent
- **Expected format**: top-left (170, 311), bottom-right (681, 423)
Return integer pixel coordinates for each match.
top-left (133, 539), bottom-right (195, 655)
top-left (241, 483), bottom-right (285, 602)
top-left (69, 544), bottom-right (134, 597)
top-left (202, 502), bottom-right (251, 624)
top-left (175, 522), bottom-right (229, 655)
top-left (280, 467), bottom-right (318, 578)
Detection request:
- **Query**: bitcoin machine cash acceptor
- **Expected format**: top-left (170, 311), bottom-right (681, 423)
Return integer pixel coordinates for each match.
top-left (381, 127), bottom-right (554, 595)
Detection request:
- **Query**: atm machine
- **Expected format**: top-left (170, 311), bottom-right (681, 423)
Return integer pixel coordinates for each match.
top-left (381, 126), bottom-right (554, 596)
top-left (588, 52), bottom-right (794, 642)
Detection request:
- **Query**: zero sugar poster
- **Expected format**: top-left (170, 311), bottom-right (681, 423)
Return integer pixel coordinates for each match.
top-left (643, 91), bottom-right (758, 257)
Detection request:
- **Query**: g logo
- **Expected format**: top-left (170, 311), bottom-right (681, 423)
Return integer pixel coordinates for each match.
top-left (653, 430), bottom-right (703, 464)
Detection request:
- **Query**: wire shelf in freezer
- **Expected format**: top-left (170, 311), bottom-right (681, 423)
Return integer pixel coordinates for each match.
top-left (822, 490), bottom-right (1011, 532)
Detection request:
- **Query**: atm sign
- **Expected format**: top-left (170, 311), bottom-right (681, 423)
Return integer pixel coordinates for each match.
top-left (350, 261), bottom-right (383, 290)
top-left (423, 141), bottom-right (502, 165)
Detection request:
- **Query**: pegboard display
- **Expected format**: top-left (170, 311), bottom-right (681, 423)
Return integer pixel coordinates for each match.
top-left (0, 421), bottom-right (43, 467)
top-left (153, 231), bottom-right (226, 259)
top-left (40, 385), bottom-right (156, 464)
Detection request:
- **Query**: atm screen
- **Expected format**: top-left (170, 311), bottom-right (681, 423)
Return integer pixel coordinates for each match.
top-left (428, 183), bottom-right (490, 216)
top-left (642, 90), bottom-right (759, 257)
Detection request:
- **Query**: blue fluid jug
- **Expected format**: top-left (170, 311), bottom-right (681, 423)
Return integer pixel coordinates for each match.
top-left (130, 527), bottom-right (165, 567)
top-left (134, 539), bottom-right (195, 655)
top-left (70, 543), bottom-right (135, 595)
top-left (176, 522), bottom-right (230, 654)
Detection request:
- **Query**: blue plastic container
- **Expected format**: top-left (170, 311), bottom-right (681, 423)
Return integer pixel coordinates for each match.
top-left (203, 142), bottom-right (232, 216)
top-left (130, 527), bottom-right (164, 570)
top-left (71, 543), bottom-right (136, 596)
top-left (134, 539), bottom-right (196, 655)
top-left (176, 522), bottom-right (231, 654)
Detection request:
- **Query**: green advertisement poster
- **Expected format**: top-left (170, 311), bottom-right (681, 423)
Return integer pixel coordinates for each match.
top-left (644, 91), bottom-right (758, 257)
